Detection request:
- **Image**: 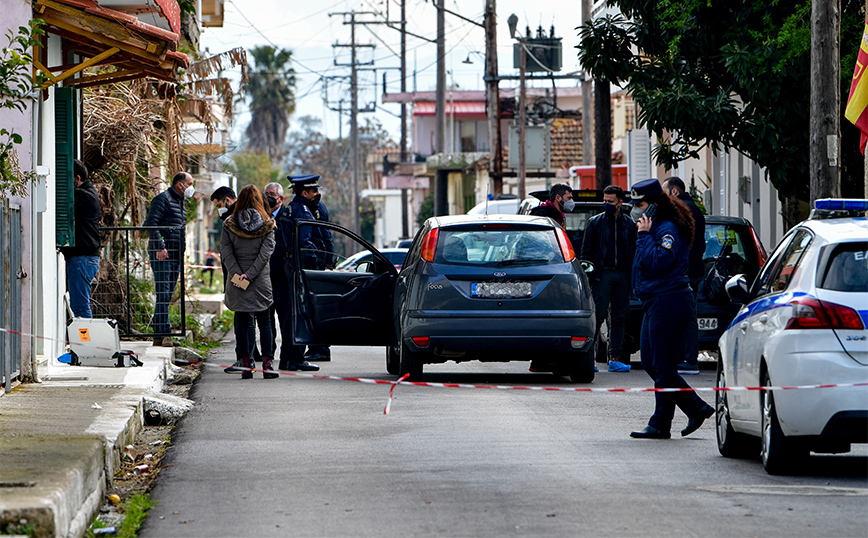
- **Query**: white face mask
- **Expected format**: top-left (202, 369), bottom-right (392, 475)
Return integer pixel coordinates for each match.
top-left (217, 207), bottom-right (228, 216)
top-left (563, 199), bottom-right (576, 212)
top-left (184, 185), bottom-right (195, 198)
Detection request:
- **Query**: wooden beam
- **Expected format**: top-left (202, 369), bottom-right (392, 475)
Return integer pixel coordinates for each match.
top-left (70, 72), bottom-right (145, 89)
top-left (32, 58), bottom-right (59, 83)
top-left (50, 47), bottom-right (120, 85)
top-left (64, 68), bottom-right (140, 87)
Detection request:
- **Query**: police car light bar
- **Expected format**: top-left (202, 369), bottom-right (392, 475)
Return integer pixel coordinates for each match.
top-left (814, 198), bottom-right (868, 211)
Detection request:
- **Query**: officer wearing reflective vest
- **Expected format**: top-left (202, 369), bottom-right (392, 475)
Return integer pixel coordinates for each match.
top-left (272, 175), bottom-right (321, 372)
top-left (628, 178), bottom-right (714, 440)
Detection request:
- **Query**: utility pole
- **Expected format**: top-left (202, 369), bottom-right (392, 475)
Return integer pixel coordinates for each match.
top-left (810, 0), bottom-right (841, 201)
top-left (484, 0), bottom-right (502, 195)
top-left (331, 11), bottom-right (376, 235)
top-left (434, 0), bottom-right (448, 216)
top-left (401, 0), bottom-right (409, 237)
top-left (594, 78), bottom-right (612, 189)
top-left (581, 0), bottom-right (594, 168)
top-left (518, 36), bottom-right (527, 201)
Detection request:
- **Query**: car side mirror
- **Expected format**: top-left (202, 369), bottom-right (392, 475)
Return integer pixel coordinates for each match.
top-left (355, 261), bottom-right (374, 273)
top-left (580, 260), bottom-right (595, 274)
top-left (725, 274), bottom-right (749, 304)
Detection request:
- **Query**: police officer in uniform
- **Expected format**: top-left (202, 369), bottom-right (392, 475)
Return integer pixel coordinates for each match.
top-left (272, 176), bottom-right (322, 372)
top-left (300, 185), bottom-right (334, 362)
top-left (628, 178), bottom-right (714, 439)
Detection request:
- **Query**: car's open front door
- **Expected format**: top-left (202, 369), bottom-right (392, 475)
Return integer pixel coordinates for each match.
top-left (290, 220), bottom-right (397, 346)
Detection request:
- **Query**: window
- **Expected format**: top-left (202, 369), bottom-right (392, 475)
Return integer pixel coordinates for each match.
top-left (434, 229), bottom-right (561, 266)
top-left (754, 229), bottom-right (812, 296)
top-left (819, 242), bottom-right (868, 292)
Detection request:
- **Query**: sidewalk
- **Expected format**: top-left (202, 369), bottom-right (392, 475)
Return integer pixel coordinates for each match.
top-left (0, 342), bottom-right (175, 538)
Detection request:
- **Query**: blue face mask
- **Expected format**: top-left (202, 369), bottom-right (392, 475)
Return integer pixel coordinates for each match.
top-left (603, 203), bottom-right (617, 215)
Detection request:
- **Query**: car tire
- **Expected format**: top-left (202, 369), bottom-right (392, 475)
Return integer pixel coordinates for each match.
top-left (386, 345), bottom-right (400, 375)
top-left (399, 337), bottom-right (423, 381)
top-left (761, 370), bottom-right (808, 475)
top-left (569, 351), bottom-right (595, 384)
top-left (716, 361), bottom-right (758, 458)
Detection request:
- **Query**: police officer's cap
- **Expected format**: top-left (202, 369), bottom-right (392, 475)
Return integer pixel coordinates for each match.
top-left (630, 178), bottom-right (662, 202)
top-left (288, 175), bottom-right (320, 189)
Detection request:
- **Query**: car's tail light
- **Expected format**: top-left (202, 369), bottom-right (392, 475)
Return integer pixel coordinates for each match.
top-left (571, 336), bottom-right (587, 348)
top-left (555, 227), bottom-right (575, 262)
top-left (420, 228), bottom-right (440, 262)
top-left (412, 336), bottom-right (430, 347)
top-left (750, 226), bottom-right (768, 267)
top-left (784, 297), bottom-right (864, 330)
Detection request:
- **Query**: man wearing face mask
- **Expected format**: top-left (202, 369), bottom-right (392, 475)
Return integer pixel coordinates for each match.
top-left (144, 171), bottom-right (194, 347)
top-left (530, 183), bottom-right (573, 227)
top-left (581, 185), bottom-right (636, 372)
top-left (210, 186), bottom-right (237, 221)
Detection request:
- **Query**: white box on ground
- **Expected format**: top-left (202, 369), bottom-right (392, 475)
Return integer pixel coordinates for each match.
top-left (66, 318), bottom-right (141, 367)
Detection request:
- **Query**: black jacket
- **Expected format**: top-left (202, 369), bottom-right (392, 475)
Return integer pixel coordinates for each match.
top-left (529, 200), bottom-right (565, 227)
top-left (143, 187), bottom-right (187, 258)
top-left (60, 179), bottom-right (101, 259)
top-left (581, 209), bottom-right (636, 276)
top-left (678, 192), bottom-right (706, 280)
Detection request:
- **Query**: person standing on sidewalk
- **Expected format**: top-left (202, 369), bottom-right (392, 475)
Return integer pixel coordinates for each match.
top-left (143, 172), bottom-right (193, 347)
top-left (61, 160), bottom-right (101, 318)
top-left (302, 184), bottom-right (334, 363)
top-left (628, 179), bottom-right (713, 440)
top-left (581, 185), bottom-right (636, 373)
top-left (221, 185), bottom-right (278, 379)
top-left (663, 177), bottom-right (706, 375)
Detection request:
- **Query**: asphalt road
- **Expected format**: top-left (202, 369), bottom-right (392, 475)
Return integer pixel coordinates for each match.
top-left (142, 344), bottom-right (868, 537)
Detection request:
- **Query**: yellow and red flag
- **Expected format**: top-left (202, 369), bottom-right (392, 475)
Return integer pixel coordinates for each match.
top-left (846, 18), bottom-right (868, 154)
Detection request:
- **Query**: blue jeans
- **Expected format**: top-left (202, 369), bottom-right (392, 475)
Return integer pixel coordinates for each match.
top-left (640, 290), bottom-right (707, 431)
top-left (151, 258), bottom-right (181, 336)
top-left (67, 256), bottom-right (100, 318)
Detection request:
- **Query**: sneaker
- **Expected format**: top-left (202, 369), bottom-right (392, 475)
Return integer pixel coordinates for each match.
top-left (608, 360), bottom-right (631, 372)
top-left (161, 337), bottom-right (180, 348)
top-left (224, 360), bottom-right (243, 373)
top-left (677, 362), bottom-right (700, 375)
top-left (594, 365), bottom-right (599, 373)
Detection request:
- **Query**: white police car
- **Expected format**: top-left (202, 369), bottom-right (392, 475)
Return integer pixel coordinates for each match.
top-left (716, 199), bottom-right (868, 474)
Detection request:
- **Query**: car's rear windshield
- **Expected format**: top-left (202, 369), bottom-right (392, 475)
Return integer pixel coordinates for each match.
top-left (819, 241), bottom-right (868, 292)
top-left (434, 228), bottom-right (563, 266)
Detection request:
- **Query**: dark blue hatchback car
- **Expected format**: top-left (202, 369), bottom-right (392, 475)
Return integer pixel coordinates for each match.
top-left (288, 215), bottom-right (597, 382)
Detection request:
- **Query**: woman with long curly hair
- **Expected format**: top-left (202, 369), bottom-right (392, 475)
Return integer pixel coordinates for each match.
top-left (221, 185), bottom-right (278, 379)
top-left (628, 178), bottom-right (713, 439)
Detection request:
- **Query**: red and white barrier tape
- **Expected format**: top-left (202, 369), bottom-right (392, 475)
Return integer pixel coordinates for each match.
top-left (2, 327), bottom-right (866, 415)
top-left (122, 260), bottom-right (217, 270)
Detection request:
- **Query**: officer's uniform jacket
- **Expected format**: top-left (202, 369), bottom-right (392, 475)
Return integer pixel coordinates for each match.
top-left (632, 218), bottom-right (690, 301)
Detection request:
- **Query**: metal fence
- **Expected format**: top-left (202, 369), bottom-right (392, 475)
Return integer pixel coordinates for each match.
top-left (1, 199), bottom-right (23, 393)
top-left (91, 226), bottom-right (186, 339)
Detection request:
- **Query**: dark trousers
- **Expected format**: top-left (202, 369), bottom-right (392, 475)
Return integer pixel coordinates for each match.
top-left (640, 290), bottom-right (707, 431)
top-left (234, 310), bottom-right (273, 359)
top-left (681, 276), bottom-right (702, 365)
top-left (272, 270), bottom-right (305, 369)
top-left (591, 268), bottom-right (630, 360)
top-left (234, 315), bottom-right (259, 362)
top-left (151, 258), bottom-right (180, 335)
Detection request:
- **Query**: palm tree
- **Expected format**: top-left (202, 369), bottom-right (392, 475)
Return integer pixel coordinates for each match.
top-left (241, 46), bottom-right (296, 165)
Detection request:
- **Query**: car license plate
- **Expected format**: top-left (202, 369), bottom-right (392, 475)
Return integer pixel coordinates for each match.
top-left (471, 281), bottom-right (532, 298)
top-left (698, 318), bottom-right (718, 331)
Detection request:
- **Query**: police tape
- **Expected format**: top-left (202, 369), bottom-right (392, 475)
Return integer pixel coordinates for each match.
top-left (2, 326), bottom-right (866, 416)
top-left (171, 357), bottom-right (868, 415)
top-left (122, 260), bottom-right (217, 270)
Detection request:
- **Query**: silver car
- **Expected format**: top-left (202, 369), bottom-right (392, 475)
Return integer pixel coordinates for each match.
top-left (288, 214), bottom-right (597, 382)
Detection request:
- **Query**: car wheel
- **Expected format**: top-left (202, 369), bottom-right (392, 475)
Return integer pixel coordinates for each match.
top-left (761, 370), bottom-right (808, 475)
top-left (386, 345), bottom-right (400, 375)
top-left (716, 361), bottom-right (758, 458)
top-left (399, 337), bottom-right (423, 381)
top-left (569, 351), bottom-right (595, 384)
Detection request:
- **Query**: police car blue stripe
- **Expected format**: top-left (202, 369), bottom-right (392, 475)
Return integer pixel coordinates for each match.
top-left (726, 291), bottom-right (810, 331)
top-left (860, 310), bottom-right (868, 328)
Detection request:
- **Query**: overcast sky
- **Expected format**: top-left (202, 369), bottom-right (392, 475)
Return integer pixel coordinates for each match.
top-left (199, 0), bottom-right (585, 146)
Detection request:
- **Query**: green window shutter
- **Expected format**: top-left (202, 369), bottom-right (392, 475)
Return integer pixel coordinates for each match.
top-left (55, 87), bottom-right (77, 247)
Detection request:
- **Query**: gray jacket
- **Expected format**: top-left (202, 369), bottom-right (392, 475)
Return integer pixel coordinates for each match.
top-left (221, 209), bottom-right (276, 313)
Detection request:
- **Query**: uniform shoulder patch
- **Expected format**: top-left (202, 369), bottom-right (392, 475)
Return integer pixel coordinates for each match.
top-left (660, 234), bottom-right (674, 250)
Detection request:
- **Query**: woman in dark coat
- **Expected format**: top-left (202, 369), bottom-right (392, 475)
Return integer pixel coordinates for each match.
top-left (221, 185), bottom-right (277, 379)
top-left (628, 179), bottom-right (714, 439)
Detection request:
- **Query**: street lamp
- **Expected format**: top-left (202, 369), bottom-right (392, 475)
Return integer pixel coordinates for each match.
top-left (508, 13), bottom-right (527, 201)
